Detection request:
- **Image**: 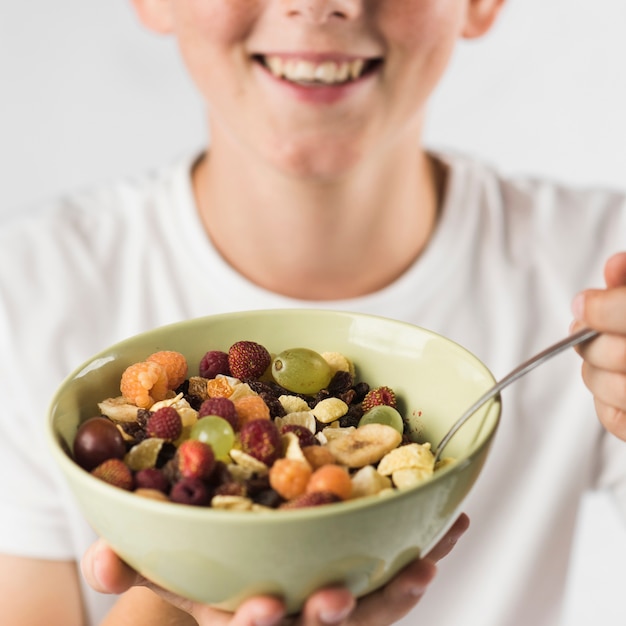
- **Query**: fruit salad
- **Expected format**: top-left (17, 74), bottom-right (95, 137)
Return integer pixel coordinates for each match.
top-left (73, 342), bottom-right (453, 511)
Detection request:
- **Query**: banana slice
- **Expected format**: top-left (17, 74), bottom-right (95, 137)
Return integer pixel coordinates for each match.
top-left (97, 396), bottom-right (139, 423)
top-left (325, 423), bottom-right (402, 468)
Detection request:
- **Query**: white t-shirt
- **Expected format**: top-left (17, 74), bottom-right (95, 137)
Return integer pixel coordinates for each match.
top-left (1, 151), bottom-right (625, 625)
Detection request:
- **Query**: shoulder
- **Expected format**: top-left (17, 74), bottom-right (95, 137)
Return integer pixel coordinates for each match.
top-left (438, 149), bottom-right (626, 216)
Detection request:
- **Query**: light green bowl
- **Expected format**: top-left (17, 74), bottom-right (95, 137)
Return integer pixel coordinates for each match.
top-left (47, 309), bottom-right (500, 613)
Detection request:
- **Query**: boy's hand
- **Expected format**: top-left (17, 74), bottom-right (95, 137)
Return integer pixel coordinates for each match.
top-left (82, 513), bottom-right (469, 626)
top-left (571, 252), bottom-right (626, 440)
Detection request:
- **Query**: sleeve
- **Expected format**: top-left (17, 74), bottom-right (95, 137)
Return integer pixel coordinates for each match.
top-left (0, 359), bottom-right (78, 559)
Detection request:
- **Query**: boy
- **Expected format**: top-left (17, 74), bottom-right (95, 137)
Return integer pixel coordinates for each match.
top-left (2, 1), bottom-right (626, 624)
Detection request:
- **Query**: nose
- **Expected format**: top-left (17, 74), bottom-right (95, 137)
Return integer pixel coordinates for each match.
top-left (283, 0), bottom-right (362, 23)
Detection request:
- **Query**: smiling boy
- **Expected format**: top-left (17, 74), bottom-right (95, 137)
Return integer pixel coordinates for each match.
top-left (1, 1), bottom-right (626, 625)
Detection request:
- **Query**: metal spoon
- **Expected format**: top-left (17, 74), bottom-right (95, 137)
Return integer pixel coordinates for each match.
top-left (434, 327), bottom-right (599, 462)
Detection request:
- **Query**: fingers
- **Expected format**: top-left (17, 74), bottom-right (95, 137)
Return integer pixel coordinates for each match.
top-left (81, 538), bottom-right (144, 595)
top-left (82, 513), bottom-right (469, 626)
top-left (425, 512), bottom-right (470, 562)
top-left (295, 587), bottom-right (355, 626)
top-left (342, 558), bottom-right (436, 626)
top-left (603, 251), bottom-right (626, 289)
top-left (570, 252), bottom-right (626, 440)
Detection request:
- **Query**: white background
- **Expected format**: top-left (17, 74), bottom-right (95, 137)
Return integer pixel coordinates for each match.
top-left (2, 1), bottom-right (626, 623)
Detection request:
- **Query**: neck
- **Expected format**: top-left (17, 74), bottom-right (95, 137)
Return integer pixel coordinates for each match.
top-left (192, 128), bottom-right (443, 300)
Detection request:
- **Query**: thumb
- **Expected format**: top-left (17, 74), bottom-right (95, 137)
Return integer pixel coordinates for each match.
top-left (604, 251), bottom-right (626, 288)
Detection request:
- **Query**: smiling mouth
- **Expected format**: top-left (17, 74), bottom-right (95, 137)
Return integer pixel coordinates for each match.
top-left (254, 55), bottom-right (382, 86)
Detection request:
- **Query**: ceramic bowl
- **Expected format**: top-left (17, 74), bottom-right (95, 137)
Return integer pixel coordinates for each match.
top-left (47, 309), bottom-right (500, 613)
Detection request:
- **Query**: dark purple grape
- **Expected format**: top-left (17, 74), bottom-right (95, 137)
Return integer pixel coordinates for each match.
top-left (73, 417), bottom-right (126, 471)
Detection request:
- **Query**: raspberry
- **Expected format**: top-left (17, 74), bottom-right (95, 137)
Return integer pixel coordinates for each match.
top-left (176, 439), bottom-right (215, 480)
top-left (361, 386), bottom-right (396, 412)
top-left (228, 341), bottom-right (271, 380)
top-left (170, 477), bottom-right (211, 506)
top-left (199, 350), bottom-right (231, 379)
top-left (120, 361), bottom-right (169, 409)
top-left (147, 351), bottom-right (188, 389)
top-left (239, 419), bottom-right (281, 466)
top-left (269, 459), bottom-right (312, 500)
top-left (280, 491), bottom-right (340, 510)
top-left (134, 467), bottom-right (169, 493)
top-left (146, 406), bottom-right (183, 441)
top-left (234, 395), bottom-right (270, 428)
top-left (198, 397), bottom-right (238, 430)
top-left (280, 424), bottom-right (316, 447)
top-left (91, 458), bottom-right (134, 490)
top-left (306, 464), bottom-right (352, 500)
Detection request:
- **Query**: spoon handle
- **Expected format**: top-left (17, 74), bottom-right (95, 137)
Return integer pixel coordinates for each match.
top-left (434, 327), bottom-right (599, 462)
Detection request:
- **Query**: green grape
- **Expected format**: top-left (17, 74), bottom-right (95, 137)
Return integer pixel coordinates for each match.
top-left (358, 405), bottom-right (404, 434)
top-left (189, 415), bottom-right (235, 460)
top-left (271, 347), bottom-right (332, 395)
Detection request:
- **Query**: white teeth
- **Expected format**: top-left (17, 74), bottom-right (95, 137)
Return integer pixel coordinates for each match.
top-left (264, 56), bottom-right (369, 84)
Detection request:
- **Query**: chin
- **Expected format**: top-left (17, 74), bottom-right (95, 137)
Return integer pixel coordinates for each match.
top-left (267, 140), bottom-right (363, 182)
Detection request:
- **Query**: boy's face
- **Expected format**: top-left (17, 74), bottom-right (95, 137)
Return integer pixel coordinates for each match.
top-left (135, 0), bottom-right (502, 180)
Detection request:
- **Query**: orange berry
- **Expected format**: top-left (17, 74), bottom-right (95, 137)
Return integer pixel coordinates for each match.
top-left (302, 445), bottom-right (337, 469)
top-left (234, 395), bottom-right (270, 427)
top-left (306, 464), bottom-right (352, 501)
top-left (120, 361), bottom-right (169, 409)
top-left (269, 458), bottom-right (313, 500)
top-left (147, 350), bottom-right (188, 389)
top-left (206, 377), bottom-right (234, 399)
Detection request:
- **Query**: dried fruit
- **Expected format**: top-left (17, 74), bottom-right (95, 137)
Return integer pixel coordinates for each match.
top-left (97, 396), bottom-right (139, 423)
top-left (302, 445), bottom-right (337, 469)
top-left (269, 458), bottom-right (312, 500)
top-left (146, 351), bottom-right (188, 390)
top-left (91, 458), bottom-right (134, 490)
top-left (206, 377), bottom-right (234, 399)
top-left (306, 464), bottom-right (352, 500)
top-left (377, 443), bottom-right (435, 476)
top-left (351, 465), bottom-right (393, 498)
top-left (280, 491), bottom-right (340, 510)
top-left (325, 423), bottom-right (402, 468)
top-left (146, 406), bottom-right (183, 441)
top-left (361, 386), bottom-right (396, 412)
top-left (199, 350), bottom-right (230, 379)
top-left (74, 417), bottom-right (127, 471)
top-left (120, 361), bottom-right (169, 408)
top-left (228, 341), bottom-right (271, 380)
top-left (176, 439), bottom-right (216, 480)
top-left (239, 419), bottom-right (281, 466)
top-left (125, 438), bottom-right (166, 471)
top-left (311, 397), bottom-right (349, 424)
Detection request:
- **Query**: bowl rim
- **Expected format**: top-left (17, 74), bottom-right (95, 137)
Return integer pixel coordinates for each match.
top-left (46, 308), bottom-right (502, 523)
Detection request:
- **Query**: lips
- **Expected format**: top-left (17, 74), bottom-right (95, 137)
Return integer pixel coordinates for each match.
top-left (255, 54), bottom-right (381, 86)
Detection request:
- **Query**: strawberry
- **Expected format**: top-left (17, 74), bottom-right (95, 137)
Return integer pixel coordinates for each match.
top-left (228, 340), bottom-right (271, 380)
top-left (361, 386), bottom-right (397, 412)
top-left (176, 439), bottom-right (215, 480)
top-left (91, 458), bottom-right (134, 490)
top-left (239, 418), bottom-right (281, 466)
